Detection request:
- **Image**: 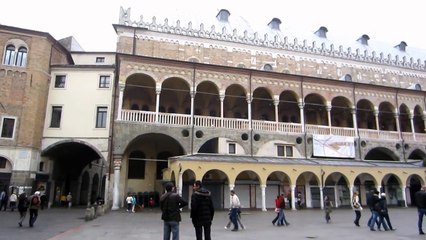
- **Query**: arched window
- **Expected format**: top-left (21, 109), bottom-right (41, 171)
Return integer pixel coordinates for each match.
top-left (3, 45), bottom-right (15, 65)
top-left (15, 47), bottom-right (28, 67)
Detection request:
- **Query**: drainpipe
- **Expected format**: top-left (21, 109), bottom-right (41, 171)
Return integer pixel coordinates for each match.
top-left (249, 71), bottom-right (253, 157)
top-left (301, 77), bottom-right (308, 159)
top-left (190, 63), bottom-right (196, 155)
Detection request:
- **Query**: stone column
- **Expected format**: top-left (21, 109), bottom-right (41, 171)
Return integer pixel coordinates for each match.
top-left (291, 184), bottom-right (296, 210)
top-left (178, 171), bottom-right (183, 196)
top-left (319, 186), bottom-right (324, 210)
top-left (326, 104), bottom-right (332, 135)
top-left (190, 91), bottom-right (195, 126)
top-left (155, 88), bottom-right (161, 123)
top-left (298, 101), bottom-right (305, 133)
top-left (394, 110), bottom-right (401, 138)
top-left (351, 107), bottom-right (358, 137)
top-left (247, 94), bottom-right (252, 129)
top-left (261, 185), bottom-right (267, 211)
top-left (374, 108), bottom-right (380, 130)
top-left (87, 175), bottom-right (93, 207)
top-left (117, 84), bottom-right (125, 120)
top-left (409, 112), bottom-right (416, 140)
top-left (402, 185), bottom-right (408, 207)
top-left (220, 92), bottom-right (225, 128)
top-left (111, 156), bottom-right (122, 210)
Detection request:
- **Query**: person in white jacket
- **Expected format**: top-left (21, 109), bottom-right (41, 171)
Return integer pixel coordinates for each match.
top-left (352, 191), bottom-right (363, 227)
top-left (229, 190), bottom-right (241, 231)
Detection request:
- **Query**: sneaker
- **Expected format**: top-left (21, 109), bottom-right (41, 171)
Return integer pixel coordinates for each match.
top-left (420, 231), bottom-right (425, 235)
top-left (224, 226), bottom-right (229, 229)
top-left (285, 222), bottom-right (290, 226)
top-left (18, 223), bottom-right (22, 227)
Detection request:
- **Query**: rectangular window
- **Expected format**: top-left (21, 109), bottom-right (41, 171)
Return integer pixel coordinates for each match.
top-left (1, 117), bottom-right (15, 138)
top-left (96, 107), bottom-right (108, 128)
top-left (277, 145), bottom-right (285, 157)
top-left (228, 143), bottom-right (236, 154)
top-left (50, 106), bottom-right (62, 128)
top-left (54, 75), bottom-right (66, 88)
top-left (286, 146), bottom-right (293, 157)
top-left (277, 145), bottom-right (293, 157)
top-left (95, 57), bottom-right (105, 63)
top-left (99, 75), bottom-right (110, 88)
top-left (128, 160), bottom-right (146, 179)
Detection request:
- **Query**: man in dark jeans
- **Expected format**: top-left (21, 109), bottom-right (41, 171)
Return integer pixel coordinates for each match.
top-left (190, 180), bottom-right (214, 240)
top-left (160, 182), bottom-right (187, 240)
top-left (415, 186), bottom-right (426, 235)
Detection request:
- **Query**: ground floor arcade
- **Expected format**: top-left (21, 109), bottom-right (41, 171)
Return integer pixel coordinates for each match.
top-left (164, 155), bottom-right (425, 210)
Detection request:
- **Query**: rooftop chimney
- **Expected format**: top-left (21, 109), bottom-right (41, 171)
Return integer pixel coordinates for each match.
top-left (216, 9), bottom-right (230, 22)
top-left (314, 26), bottom-right (328, 38)
top-left (268, 18), bottom-right (282, 30)
top-left (357, 34), bottom-right (370, 46)
top-left (395, 41), bottom-right (407, 52)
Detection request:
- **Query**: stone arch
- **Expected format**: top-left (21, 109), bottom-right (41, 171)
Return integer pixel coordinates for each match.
top-left (331, 96), bottom-right (353, 127)
top-left (356, 99), bottom-right (376, 129)
top-left (231, 170), bottom-right (261, 209)
top-left (224, 84), bottom-right (248, 119)
top-left (364, 147), bottom-right (399, 161)
top-left (304, 93), bottom-right (328, 125)
top-left (194, 80), bottom-right (220, 116)
top-left (123, 73), bottom-right (156, 111)
top-left (381, 174), bottom-right (403, 206)
top-left (197, 137), bottom-right (247, 155)
top-left (413, 105), bottom-right (425, 133)
top-left (160, 77), bottom-right (191, 114)
top-left (406, 174), bottom-right (424, 206)
top-left (378, 101), bottom-right (396, 131)
top-left (278, 90), bottom-right (300, 123)
top-left (296, 171), bottom-right (320, 208)
top-left (266, 171), bottom-right (291, 209)
top-left (252, 87), bottom-right (274, 121)
top-left (324, 172), bottom-right (351, 207)
top-left (353, 173), bottom-right (377, 205)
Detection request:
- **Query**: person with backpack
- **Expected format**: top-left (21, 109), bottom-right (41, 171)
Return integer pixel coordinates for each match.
top-left (17, 192), bottom-right (29, 227)
top-left (29, 191), bottom-right (41, 227)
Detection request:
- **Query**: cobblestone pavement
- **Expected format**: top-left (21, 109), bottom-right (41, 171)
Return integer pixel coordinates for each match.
top-left (0, 206), bottom-right (424, 240)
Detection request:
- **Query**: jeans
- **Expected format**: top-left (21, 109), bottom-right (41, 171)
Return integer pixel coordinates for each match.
top-left (163, 221), bottom-right (179, 240)
top-left (418, 208), bottom-right (426, 231)
top-left (29, 209), bottom-right (38, 227)
top-left (230, 208), bottom-right (239, 230)
top-left (194, 223), bottom-right (211, 240)
top-left (369, 210), bottom-right (380, 230)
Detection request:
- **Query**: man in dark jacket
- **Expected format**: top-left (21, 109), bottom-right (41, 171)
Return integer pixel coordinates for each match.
top-left (190, 180), bottom-right (214, 240)
top-left (415, 186), bottom-right (426, 235)
top-left (160, 182), bottom-right (188, 240)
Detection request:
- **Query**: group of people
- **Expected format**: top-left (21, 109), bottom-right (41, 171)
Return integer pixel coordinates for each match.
top-left (17, 191), bottom-right (42, 227)
top-left (160, 180), bottom-right (218, 240)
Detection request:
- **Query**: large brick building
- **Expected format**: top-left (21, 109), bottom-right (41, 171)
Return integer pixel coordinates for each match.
top-left (109, 7), bottom-right (426, 210)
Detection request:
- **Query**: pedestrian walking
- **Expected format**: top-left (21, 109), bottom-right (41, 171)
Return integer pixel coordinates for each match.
top-left (352, 191), bottom-right (362, 227)
top-left (131, 194), bottom-right (137, 213)
top-left (160, 182), bottom-right (188, 240)
top-left (126, 193), bottom-right (133, 212)
top-left (296, 192), bottom-right (303, 209)
top-left (369, 190), bottom-right (381, 231)
top-left (228, 190), bottom-right (241, 231)
top-left (29, 191), bottom-right (41, 227)
top-left (415, 186), bottom-right (426, 235)
top-left (190, 180), bottom-right (214, 240)
top-left (66, 192), bottom-right (72, 208)
top-left (378, 193), bottom-right (395, 231)
top-left (324, 195), bottom-right (333, 223)
top-left (9, 192), bottom-right (17, 211)
top-left (17, 192), bottom-right (29, 227)
top-left (276, 193), bottom-right (290, 226)
top-left (0, 189), bottom-right (8, 211)
top-left (271, 195), bottom-right (280, 225)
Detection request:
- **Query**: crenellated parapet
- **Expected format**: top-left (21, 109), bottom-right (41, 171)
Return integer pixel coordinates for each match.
top-left (119, 7), bottom-right (426, 73)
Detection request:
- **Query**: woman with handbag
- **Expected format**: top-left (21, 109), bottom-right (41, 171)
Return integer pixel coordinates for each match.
top-left (352, 191), bottom-right (363, 227)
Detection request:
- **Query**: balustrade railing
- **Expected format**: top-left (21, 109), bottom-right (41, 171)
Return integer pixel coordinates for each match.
top-left (119, 110), bottom-right (426, 142)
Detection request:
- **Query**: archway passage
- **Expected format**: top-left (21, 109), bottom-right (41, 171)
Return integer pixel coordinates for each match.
top-left (41, 141), bottom-right (105, 207)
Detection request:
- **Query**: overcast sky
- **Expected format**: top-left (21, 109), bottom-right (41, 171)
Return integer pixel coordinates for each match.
top-left (1, 0), bottom-right (424, 52)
